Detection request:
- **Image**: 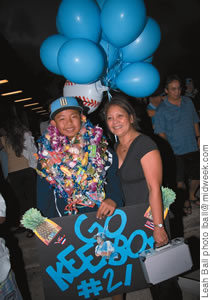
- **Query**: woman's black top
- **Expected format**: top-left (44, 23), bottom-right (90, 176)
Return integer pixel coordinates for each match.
top-left (117, 134), bottom-right (158, 206)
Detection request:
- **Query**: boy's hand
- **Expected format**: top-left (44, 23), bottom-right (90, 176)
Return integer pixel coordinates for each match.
top-left (96, 198), bottom-right (117, 219)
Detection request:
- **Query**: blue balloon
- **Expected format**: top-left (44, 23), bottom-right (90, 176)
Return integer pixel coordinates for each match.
top-left (116, 62), bottom-right (160, 98)
top-left (56, 0), bottom-right (101, 43)
top-left (101, 0), bottom-right (147, 48)
top-left (96, 0), bottom-right (106, 9)
top-left (58, 38), bottom-right (106, 84)
top-left (99, 39), bottom-right (120, 68)
top-left (121, 62), bottom-right (131, 70)
top-left (144, 56), bottom-right (153, 63)
top-left (121, 17), bottom-right (161, 63)
top-left (40, 34), bottom-right (68, 75)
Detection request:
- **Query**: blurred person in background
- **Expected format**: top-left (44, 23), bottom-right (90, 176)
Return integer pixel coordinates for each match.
top-left (147, 90), bottom-right (166, 128)
top-left (0, 117), bottom-right (37, 237)
top-left (184, 77), bottom-right (199, 114)
top-left (0, 192), bottom-right (23, 299)
top-left (154, 75), bottom-right (200, 217)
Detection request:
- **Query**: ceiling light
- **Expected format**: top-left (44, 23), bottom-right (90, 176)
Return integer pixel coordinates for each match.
top-left (14, 97), bottom-right (32, 103)
top-left (24, 102), bottom-right (39, 107)
top-left (1, 90), bottom-right (23, 96)
top-left (31, 107), bottom-right (43, 110)
top-left (36, 110), bottom-right (47, 113)
top-left (0, 79), bottom-right (8, 84)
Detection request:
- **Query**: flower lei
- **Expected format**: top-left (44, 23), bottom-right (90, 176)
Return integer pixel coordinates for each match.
top-left (36, 115), bottom-right (109, 215)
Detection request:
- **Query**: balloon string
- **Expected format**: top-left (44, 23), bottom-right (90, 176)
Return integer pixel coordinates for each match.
top-left (107, 89), bottom-right (112, 102)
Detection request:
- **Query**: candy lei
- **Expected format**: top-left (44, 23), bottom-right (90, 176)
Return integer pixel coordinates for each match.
top-left (36, 115), bottom-right (109, 214)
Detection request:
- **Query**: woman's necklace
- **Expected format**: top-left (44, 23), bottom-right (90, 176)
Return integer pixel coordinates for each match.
top-left (119, 137), bottom-right (136, 153)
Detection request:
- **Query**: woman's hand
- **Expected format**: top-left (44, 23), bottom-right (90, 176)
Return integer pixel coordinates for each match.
top-left (153, 227), bottom-right (169, 248)
top-left (96, 198), bottom-right (117, 219)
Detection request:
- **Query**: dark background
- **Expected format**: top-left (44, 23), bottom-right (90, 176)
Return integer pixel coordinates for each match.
top-left (0, 0), bottom-right (200, 132)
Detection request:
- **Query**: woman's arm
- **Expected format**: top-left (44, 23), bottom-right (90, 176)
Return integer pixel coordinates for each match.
top-left (194, 122), bottom-right (200, 149)
top-left (141, 149), bottom-right (168, 247)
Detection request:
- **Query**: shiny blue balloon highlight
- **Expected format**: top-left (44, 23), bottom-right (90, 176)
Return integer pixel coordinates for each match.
top-left (116, 62), bottom-right (160, 98)
top-left (58, 38), bottom-right (106, 84)
top-left (101, 0), bottom-right (147, 48)
top-left (121, 17), bottom-right (161, 63)
top-left (40, 34), bottom-right (68, 75)
top-left (56, 0), bottom-right (101, 43)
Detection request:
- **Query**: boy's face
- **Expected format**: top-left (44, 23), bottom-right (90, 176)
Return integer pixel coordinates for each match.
top-left (51, 109), bottom-right (81, 138)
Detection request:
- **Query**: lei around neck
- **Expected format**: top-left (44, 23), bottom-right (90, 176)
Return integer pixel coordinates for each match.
top-left (36, 115), bottom-right (109, 214)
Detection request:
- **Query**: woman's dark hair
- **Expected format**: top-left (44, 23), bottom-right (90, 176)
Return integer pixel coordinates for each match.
top-left (103, 95), bottom-right (141, 139)
top-left (4, 118), bottom-right (28, 157)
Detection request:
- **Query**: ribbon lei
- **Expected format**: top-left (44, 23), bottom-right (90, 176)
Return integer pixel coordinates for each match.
top-left (64, 200), bottom-right (79, 215)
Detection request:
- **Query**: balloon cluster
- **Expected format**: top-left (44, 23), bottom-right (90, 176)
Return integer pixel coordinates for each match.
top-left (40, 0), bottom-right (161, 99)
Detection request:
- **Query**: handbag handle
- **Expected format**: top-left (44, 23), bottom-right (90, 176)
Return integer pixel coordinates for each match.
top-left (154, 237), bottom-right (184, 251)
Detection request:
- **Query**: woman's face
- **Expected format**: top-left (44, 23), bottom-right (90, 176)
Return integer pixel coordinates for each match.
top-left (106, 105), bottom-right (133, 137)
top-left (51, 109), bottom-right (81, 139)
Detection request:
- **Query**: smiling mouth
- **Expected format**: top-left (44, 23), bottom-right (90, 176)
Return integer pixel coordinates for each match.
top-left (65, 128), bottom-right (75, 131)
top-left (113, 125), bottom-right (122, 130)
top-left (65, 128), bottom-right (76, 135)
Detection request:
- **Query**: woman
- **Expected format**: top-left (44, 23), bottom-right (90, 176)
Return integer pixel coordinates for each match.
top-left (104, 96), bottom-right (168, 246)
top-left (103, 95), bottom-right (184, 300)
top-left (0, 117), bottom-right (37, 237)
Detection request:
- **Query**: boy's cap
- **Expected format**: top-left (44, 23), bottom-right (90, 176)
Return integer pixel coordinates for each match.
top-left (50, 97), bottom-right (83, 119)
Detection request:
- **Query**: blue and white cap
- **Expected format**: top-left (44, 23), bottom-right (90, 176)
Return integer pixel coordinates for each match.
top-left (50, 97), bottom-right (83, 119)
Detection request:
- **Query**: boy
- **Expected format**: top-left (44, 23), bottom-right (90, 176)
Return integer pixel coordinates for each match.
top-left (35, 96), bottom-right (127, 300)
top-left (36, 96), bottom-right (124, 219)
